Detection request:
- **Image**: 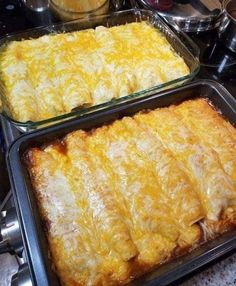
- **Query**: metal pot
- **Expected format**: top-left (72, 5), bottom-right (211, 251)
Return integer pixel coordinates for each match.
top-left (21, 0), bottom-right (56, 26)
top-left (219, 0), bottom-right (236, 53)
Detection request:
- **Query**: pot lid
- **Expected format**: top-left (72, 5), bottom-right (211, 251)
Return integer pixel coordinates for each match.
top-left (138, 0), bottom-right (223, 32)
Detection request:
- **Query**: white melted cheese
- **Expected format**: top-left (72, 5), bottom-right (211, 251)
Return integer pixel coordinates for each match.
top-left (1, 22), bottom-right (189, 122)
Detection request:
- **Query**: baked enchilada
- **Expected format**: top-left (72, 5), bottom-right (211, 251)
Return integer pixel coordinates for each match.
top-left (25, 98), bottom-right (236, 286)
top-left (0, 21), bottom-right (189, 122)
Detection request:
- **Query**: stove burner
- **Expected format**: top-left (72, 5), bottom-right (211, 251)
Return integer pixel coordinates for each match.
top-left (0, 208), bottom-right (23, 256)
top-left (190, 29), bottom-right (236, 66)
top-left (189, 28), bottom-right (236, 93)
top-left (201, 41), bottom-right (236, 68)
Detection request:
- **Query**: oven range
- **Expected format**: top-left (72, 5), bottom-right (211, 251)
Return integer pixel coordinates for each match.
top-left (0, 1), bottom-right (235, 285)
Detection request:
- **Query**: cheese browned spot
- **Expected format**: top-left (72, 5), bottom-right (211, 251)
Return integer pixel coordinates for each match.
top-left (173, 99), bottom-right (236, 182)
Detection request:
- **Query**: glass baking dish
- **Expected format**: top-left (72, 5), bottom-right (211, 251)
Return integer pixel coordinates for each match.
top-left (7, 80), bottom-right (236, 286)
top-left (0, 9), bottom-right (200, 132)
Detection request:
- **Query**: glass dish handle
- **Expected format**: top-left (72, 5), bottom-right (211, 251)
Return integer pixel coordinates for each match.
top-left (112, 0), bottom-right (126, 10)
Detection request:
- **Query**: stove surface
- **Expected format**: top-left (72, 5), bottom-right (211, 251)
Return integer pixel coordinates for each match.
top-left (0, 0), bottom-right (33, 35)
top-left (193, 29), bottom-right (236, 96)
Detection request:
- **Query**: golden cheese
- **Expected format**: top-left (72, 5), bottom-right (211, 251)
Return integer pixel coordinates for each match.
top-left (26, 98), bottom-right (236, 286)
top-left (135, 107), bottom-right (236, 222)
top-left (173, 99), bottom-right (236, 182)
top-left (0, 22), bottom-right (189, 122)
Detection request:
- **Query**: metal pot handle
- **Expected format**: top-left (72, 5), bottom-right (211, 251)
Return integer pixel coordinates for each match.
top-left (11, 263), bottom-right (33, 286)
top-left (0, 208), bottom-right (23, 255)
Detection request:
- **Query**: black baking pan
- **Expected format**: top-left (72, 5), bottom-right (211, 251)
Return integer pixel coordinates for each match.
top-left (7, 79), bottom-right (236, 286)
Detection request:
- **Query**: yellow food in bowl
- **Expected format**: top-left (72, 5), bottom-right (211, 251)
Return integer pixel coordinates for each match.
top-left (51, 0), bottom-right (107, 12)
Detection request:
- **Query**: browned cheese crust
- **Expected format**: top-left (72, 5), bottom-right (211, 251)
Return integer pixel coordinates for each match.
top-left (25, 98), bottom-right (236, 286)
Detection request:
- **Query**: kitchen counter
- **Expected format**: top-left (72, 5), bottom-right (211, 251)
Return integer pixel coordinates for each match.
top-left (179, 252), bottom-right (236, 286)
top-left (1, 247), bottom-right (235, 286)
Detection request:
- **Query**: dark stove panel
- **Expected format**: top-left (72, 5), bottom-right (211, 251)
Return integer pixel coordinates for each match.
top-left (0, 0), bottom-right (34, 35)
top-left (191, 29), bottom-right (236, 96)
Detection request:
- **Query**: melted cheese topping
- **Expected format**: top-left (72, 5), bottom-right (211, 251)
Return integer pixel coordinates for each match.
top-left (135, 105), bottom-right (236, 221)
top-left (173, 99), bottom-right (236, 182)
top-left (0, 22), bottom-right (189, 122)
top-left (26, 98), bottom-right (236, 286)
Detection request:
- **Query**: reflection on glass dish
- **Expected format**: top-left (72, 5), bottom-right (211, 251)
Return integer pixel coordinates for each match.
top-left (0, 9), bottom-right (200, 131)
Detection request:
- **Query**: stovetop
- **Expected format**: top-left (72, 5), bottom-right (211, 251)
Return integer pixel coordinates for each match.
top-left (193, 29), bottom-right (236, 96)
top-left (0, 0), bottom-right (33, 35)
top-left (0, 1), bottom-right (235, 286)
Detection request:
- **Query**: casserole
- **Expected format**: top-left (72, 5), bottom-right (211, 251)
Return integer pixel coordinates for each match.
top-left (25, 99), bottom-right (236, 285)
top-left (7, 80), bottom-right (236, 286)
top-left (0, 9), bottom-right (199, 132)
